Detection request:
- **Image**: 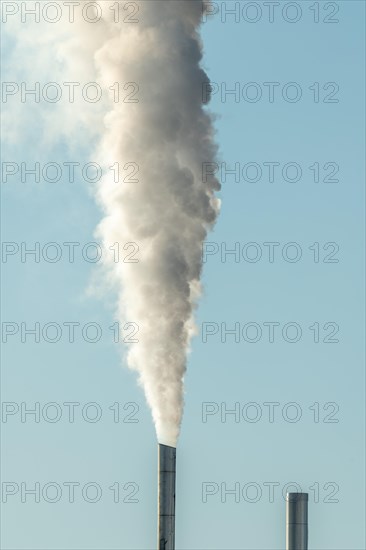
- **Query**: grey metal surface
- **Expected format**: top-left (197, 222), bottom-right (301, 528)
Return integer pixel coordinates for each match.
top-left (158, 444), bottom-right (176, 550)
top-left (286, 493), bottom-right (308, 550)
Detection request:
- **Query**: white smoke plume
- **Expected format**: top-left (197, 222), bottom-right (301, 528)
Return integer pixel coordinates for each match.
top-left (92, 0), bottom-right (220, 447)
top-left (3, 0), bottom-right (220, 448)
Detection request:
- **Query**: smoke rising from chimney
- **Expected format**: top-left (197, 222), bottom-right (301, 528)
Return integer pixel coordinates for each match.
top-left (92, 0), bottom-right (220, 447)
top-left (3, 0), bottom-right (220, 448)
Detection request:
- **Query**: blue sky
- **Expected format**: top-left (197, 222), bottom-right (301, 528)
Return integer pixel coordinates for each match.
top-left (1, 1), bottom-right (365, 549)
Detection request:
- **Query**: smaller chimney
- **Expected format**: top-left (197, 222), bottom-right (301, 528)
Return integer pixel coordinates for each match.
top-left (286, 492), bottom-right (308, 550)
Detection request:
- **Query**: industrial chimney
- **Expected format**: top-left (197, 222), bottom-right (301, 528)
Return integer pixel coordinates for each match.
top-left (286, 492), bottom-right (308, 550)
top-left (158, 444), bottom-right (176, 550)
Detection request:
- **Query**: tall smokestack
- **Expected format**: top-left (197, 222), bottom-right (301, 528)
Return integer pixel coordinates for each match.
top-left (286, 493), bottom-right (308, 550)
top-left (158, 444), bottom-right (176, 550)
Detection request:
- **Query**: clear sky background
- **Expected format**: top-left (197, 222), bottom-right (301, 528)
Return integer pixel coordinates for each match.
top-left (1, 1), bottom-right (365, 549)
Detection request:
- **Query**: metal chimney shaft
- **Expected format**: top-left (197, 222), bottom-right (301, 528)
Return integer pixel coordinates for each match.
top-left (286, 492), bottom-right (308, 550)
top-left (158, 444), bottom-right (176, 550)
